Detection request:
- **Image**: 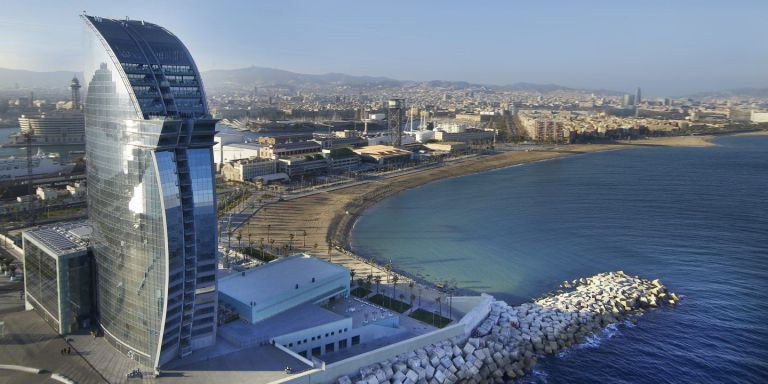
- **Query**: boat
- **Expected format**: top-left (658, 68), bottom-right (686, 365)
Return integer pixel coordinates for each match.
top-left (0, 149), bottom-right (75, 180)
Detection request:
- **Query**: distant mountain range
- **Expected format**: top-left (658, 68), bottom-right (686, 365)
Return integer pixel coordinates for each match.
top-left (202, 66), bottom-right (402, 88)
top-left (0, 67), bottom-right (81, 89)
top-left (0, 66), bottom-right (592, 93)
top-left (2, 66), bottom-right (764, 99)
top-left (686, 87), bottom-right (768, 99)
top-left (200, 66), bottom-right (586, 93)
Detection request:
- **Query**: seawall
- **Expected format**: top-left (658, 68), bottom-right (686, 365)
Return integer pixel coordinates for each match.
top-left (333, 271), bottom-right (678, 384)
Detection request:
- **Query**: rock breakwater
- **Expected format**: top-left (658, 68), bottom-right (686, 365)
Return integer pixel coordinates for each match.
top-left (336, 271), bottom-right (677, 384)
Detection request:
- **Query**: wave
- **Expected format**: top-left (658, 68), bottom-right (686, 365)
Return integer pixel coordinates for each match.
top-left (557, 321), bottom-right (628, 359)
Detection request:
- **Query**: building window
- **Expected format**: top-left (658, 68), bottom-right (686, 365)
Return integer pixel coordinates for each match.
top-left (325, 342), bottom-right (334, 353)
top-left (351, 335), bottom-right (360, 346)
top-left (312, 347), bottom-right (321, 356)
top-left (339, 339), bottom-right (348, 350)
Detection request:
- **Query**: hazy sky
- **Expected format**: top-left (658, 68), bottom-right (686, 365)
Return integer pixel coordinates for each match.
top-left (1, 0), bottom-right (767, 95)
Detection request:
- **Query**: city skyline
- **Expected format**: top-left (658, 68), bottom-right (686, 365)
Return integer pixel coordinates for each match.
top-left (1, 0), bottom-right (767, 96)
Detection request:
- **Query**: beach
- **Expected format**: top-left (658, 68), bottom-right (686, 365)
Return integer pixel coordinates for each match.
top-left (237, 135), bottom-right (715, 286)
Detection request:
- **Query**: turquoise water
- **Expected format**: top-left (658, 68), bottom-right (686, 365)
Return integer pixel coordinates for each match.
top-left (351, 135), bottom-right (768, 383)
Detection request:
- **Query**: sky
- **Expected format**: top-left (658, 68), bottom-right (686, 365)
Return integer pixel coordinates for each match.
top-left (1, 0), bottom-right (767, 96)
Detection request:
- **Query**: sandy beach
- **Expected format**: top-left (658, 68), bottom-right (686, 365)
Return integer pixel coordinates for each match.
top-left (237, 135), bottom-right (715, 287)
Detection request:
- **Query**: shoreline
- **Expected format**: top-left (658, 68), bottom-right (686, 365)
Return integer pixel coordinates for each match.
top-left (240, 134), bottom-right (719, 293)
top-left (333, 135), bottom-right (719, 252)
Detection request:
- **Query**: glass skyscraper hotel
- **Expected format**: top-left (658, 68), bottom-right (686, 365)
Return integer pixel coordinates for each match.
top-left (81, 15), bottom-right (218, 368)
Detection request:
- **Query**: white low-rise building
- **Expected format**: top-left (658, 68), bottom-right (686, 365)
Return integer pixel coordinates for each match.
top-left (218, 254), bottom-right (350, 324)
top-left (220, 157), bottom-right (278, 182)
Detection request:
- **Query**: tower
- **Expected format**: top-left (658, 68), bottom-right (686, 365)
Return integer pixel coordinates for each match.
top-left (635, 87), bottom-right (642, 105)
top-left (387, 98), bottom-right (405, 147)
top-left (82, 15), bottom-right (218, 369)
top-left (70, 76), bottom-right (81, 110)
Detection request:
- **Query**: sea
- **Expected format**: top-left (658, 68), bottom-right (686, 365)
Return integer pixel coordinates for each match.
top-left (350, 134), bottom-right (768, 383)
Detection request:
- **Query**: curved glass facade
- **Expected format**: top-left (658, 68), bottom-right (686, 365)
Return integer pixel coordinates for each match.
top-left (82, 15), bottom-right (217, 369)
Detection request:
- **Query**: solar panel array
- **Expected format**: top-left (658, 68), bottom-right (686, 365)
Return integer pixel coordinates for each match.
top-left (26, 223), bottom-right (90, 257)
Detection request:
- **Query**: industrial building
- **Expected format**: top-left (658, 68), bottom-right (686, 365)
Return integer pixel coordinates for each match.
top-left (424, 142), bottom-right (469, 153)
top-left (257, 133), bottom-right (313, 146)
top-left (214, 140), bottom-right (262, 168)
top-left (434, 129), bottom-right (495, 143)
top-left (22, 222), bottom-right (94, 335)
top-left (260, 141), bottom-right (323, 159)
top-left (276, 150), bottom-right (361, 178)
top-left (353, 145), bottom-right (412, 165)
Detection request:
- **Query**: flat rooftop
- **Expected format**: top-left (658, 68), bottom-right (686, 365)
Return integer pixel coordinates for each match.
top-left (218, 254), bottom-right (349, 306)
top-left (220, 303), bottom-right (347, 341)
top-left (353, 145), bottom-right (412, 157)
top-left (23, 221), bottom-right (91, 257)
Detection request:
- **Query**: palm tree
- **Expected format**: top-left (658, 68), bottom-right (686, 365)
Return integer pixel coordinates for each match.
top-left (266, 224), bottom-right (271, 242)
top-left (302, 230), bottom-right (307, 248)
top-left (350, 270), bottom-right (356, 286)
top-left (408, 281), bottom-right (415, 305)
top-left (313, 243), bottom-right (318, 255)
top-left (374, 275), bottom-right (382, 295)
top-left (259, 238), bottom-right (265, 260)
top-left (366, 274), bottom-right (373, 291)
top-left (434, 296), bottom-right (442, 326)
top-left (391, 274), bottom-right (399, 308)
top-left (288, 233), bottom-right (295, 251)
top-left (236, 232), bottom-right (242, 249)
top-left (384, 260), bottom-right (392, 283)
top-left (248, 233), bottom-right (253, 250)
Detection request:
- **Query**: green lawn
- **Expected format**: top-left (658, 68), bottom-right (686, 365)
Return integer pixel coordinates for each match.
top-left (409, 308), bottom-right (452, 328)
top-left (351, 286), bottom-right (371, 298)
top-left (367, 293), bottom-right (411, 313)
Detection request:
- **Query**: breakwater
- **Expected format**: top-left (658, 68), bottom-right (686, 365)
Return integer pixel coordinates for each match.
top-left (335, 271), bottom-right (677, 384)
